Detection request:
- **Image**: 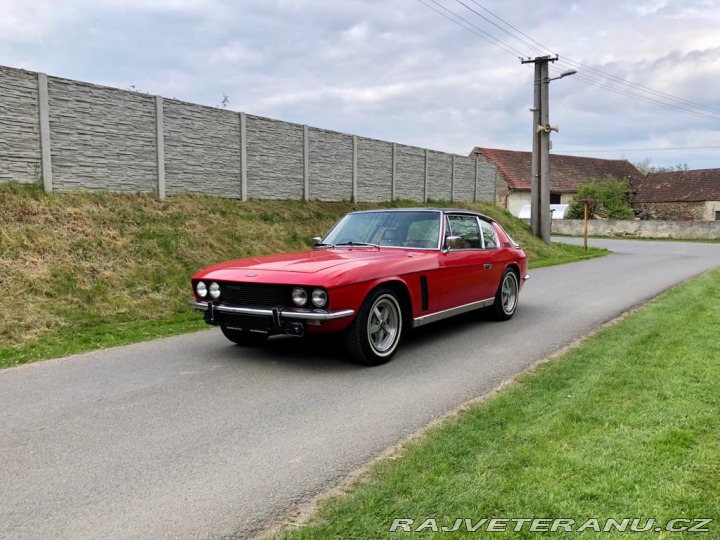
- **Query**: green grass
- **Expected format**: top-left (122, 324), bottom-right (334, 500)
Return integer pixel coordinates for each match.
top-left (0, 183), bottom-right (606, 368)
top-left (277, 268), bottom-right (720, 539)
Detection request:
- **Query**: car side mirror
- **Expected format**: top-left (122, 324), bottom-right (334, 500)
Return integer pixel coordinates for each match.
top-left (312, 236), bottom-right (322, 246)
top-left (444, 235), bottom-right (462, 251)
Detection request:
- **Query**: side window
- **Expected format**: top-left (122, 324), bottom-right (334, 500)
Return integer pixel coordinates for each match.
top-left (446, 215), bottom-right (481, 249)
top-left (480, 220), bottom-right (499, 249)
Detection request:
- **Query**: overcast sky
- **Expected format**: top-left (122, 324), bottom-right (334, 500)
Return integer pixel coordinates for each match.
top-left (2, 0), bottom-right (719, 170)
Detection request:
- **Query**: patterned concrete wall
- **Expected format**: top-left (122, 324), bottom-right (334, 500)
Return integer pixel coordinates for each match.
top-left (0, 64), bottom-right (496, 204)
top-left (395, 145), bottom-right (426, 202)
top-left (246, 115), bottom-right (304, 200)
top-left (48, 77), bottom-right (157, 192)
top-left (454, 158), bottom-right (476, 202)
top-left (356, 137), bottom-right (393, 203)
top-left (0, 67), bottom-right (41, 184)
top-left (164, 100), bottom-right (240, 197)
top-left (476, 163), bottom-right (497, 203)
top-left (426, 151), bottom-right (453, 202)
top-left (308, 127), bottom-right (353, 201)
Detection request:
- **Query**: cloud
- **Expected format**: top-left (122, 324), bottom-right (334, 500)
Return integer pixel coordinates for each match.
top-left (0, 0), bottom-right (718, 168)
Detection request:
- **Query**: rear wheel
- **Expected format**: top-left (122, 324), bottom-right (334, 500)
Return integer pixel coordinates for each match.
top-left (220, 323), bottom-right (268, 346)
top-left (488, 269), bottom-right (519, 321)
top-left (345, 288), bottom-right (403, 366)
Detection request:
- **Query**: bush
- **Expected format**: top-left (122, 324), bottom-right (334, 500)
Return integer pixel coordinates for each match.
top-left (566, 175), bottom-right (635, 219)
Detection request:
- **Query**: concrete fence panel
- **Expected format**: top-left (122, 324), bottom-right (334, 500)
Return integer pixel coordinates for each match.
top-left (245, 115), bottom-right (304, 200)
top-left (0, 64), bottom-right (497, 204)
top-left (0, 67), bottom-right (41, 185)
top-left (308, 127), bottom-right (353, 201)
top-left (453, 157), bottom-right (476, 203)
top-left (47, 77), bottom-right (157, 193)
top-left (395, 145), bottom-right (426, 202)
top-left (164, 99), bottom-right (241, 198)
top-left (356, 137), bottom-right (393, 203)
top-left (426, 151), bottom-right (453, 202)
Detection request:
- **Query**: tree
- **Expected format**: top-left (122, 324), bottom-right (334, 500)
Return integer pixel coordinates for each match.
top-left (566, 174), bottom-right (635, 220)
top-left (632, 158), bottom-right (688, 175)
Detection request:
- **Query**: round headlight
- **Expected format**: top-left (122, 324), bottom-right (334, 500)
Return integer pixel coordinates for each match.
top-left (209, 282), bottom-right (221, 300)
top-left (291, 287), bottom-right (308, 307)
top-left (196, 281), bottom-right (207, 298)
top-left (311, 288), bottom-right (327, 308)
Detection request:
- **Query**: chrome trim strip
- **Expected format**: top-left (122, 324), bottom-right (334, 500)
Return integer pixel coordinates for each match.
top-left (282, 308), bottom-right (355, 321)
top-left (188, 300), bottom-right (354, 321)
top-left (412, 297), bottom-right (495, 328)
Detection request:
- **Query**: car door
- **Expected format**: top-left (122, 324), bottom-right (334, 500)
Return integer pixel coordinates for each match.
top-left (476, 219), bottom-right (507, 300)
top-left (437, 214), bottom-right (490, 311)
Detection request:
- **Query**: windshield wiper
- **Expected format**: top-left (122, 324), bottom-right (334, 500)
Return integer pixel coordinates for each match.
top-left (313, 242), bottom-right (335, 248)
top-left (335, 241), bottom-right (380, 249)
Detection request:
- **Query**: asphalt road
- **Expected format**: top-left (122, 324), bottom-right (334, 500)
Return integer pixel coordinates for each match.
top-left (2, 238), bottom-right (720, 539)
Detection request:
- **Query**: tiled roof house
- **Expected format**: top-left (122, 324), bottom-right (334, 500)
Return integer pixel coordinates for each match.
top-left (469, 147), bottom-right (644, 216)
top-left (634, 169), bottom-right (720, 221)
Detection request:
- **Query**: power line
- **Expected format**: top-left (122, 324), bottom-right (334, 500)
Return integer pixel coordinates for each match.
top-left (548, 66), bottom-right (720, 123)
top-left (556, 146), bottom-right (720, 154)
top-left (467, 0), bottom-right (553, 56)
top-left (464, 1), bottom-right (720, 119)
top-left (418, 0), bottom-right (720, 123)
top-left (453, 0), bottom-right (547, 57)
top-left (415, 0), bottom-right (528, 58)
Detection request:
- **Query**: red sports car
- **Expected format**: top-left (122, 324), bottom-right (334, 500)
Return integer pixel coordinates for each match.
top-left (190, 208), bottom-right (529, 365)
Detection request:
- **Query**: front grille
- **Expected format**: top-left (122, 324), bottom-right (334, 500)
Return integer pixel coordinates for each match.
top-left (220, 282), bottom-right (292, 307)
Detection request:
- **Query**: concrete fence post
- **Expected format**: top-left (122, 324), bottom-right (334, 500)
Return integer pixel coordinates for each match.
top-left (352, 135), bottom-right (358, 202)
top-left (303, 125), bottom-right (309, 202)
top-left (391, 143), bottom-right (396, 201)
top-left (37, 73), bottom-right (52, 193)
top-left (154, 96), bottom-right (165, 200)
top-left (240, 112), bottom-right (248, 201)
top-left (423, 149), bottom-right (429, 203)
top-left (451, 155), bottom-right (455, 203)
top-left (474, 155), bottom-right (479, 202)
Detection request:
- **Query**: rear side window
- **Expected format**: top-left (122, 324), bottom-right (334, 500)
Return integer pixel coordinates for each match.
top-left (479, 220), bottom-right (499, 249)
top-left (446, 215), bottom-right (482, 249)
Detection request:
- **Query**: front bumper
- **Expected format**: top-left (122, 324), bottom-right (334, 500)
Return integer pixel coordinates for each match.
top-left (188, 300), bottom-right (355, 323)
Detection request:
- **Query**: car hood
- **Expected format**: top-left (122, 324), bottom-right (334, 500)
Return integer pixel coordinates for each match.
top-left (193, 248), bottom-right (436, 285)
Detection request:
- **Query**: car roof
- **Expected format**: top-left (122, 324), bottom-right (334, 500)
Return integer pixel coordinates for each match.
top-left (348, 208), bottom-right (495, 222)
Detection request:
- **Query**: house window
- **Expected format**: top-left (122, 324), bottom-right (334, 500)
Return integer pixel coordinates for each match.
top-left (716, 211), bottom-right (720, 221)
top-left (550, 193), bottom-right (561, 204)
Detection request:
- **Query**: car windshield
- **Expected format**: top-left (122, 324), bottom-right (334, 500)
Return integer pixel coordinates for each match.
top-left (322, 211), bottom-right (442, 249)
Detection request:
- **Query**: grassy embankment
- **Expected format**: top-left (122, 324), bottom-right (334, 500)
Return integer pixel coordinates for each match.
top-left (1, 183), bottom-right (606, 368)
top-left (277, 267), bottom-right (720, 539)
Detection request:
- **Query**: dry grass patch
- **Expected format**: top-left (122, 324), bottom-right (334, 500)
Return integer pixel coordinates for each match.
top-left (0, 184), bottom-right (607, 366)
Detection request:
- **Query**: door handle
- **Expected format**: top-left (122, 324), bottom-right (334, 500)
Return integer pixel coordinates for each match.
top-left (484, 263), bottom-right (492, 270)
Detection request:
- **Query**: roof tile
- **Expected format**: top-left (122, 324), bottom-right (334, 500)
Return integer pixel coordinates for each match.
top-left (470, 147), bottom-right (643, 193)
top-left (633, 169), bottom-right (720, 203)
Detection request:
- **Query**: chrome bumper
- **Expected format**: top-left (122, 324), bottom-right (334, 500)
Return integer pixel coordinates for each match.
top-left (188, 300), bottom-right (355, 321)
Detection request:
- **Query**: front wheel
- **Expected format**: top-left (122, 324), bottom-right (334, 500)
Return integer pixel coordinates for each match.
top-left (488, 269), bottom-right (519, 321)
top-left (344, 288), bottom-right (403, 366)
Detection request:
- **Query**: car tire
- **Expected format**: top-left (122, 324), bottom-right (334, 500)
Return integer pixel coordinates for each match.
top-left (220, 324), bottom-right (268, 346)
top-left (344, 287), bottom-right (403, 366)
top-left (488, 268), bottom-right (519, 321)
